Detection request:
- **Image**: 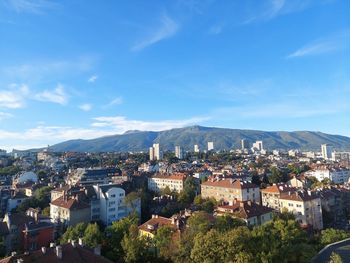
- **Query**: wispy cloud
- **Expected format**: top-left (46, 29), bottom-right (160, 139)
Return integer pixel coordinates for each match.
top-left (0, 83), bottom-right (29, 109)
top-left (92, 116), bottom-right (210, 132)
top-left (88, 75), bottom-right (98, 83)
top-left (0, 112), bottom-right (13, 121)
top-left (79, 103), bottom-right (92, 111)
top-left (34, 84), bottom-right (68, 105)
top-left (243, 0), bottom-right (322, 24)
top-left (286, 31), bottom-right (350, 58)
top-left (4, 0), bottom-right (58, 14)
top-left (106, 97), bottom-right (123, 107)
top-left (131, 14), bottom-right (179, 51)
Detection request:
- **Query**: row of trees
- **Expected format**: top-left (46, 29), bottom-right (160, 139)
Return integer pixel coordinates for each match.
top-left (58, 211), bottom-right (350, 263)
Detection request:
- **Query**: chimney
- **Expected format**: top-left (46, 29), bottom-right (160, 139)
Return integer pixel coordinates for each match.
top-left (71, 240), bottom-right (77, 248)
top-left (50, 242), bottom-right (55, 248)
top-left (41, 247), bottom-right (47, 254)
top-left (17, 259), bottom-right (24, 263)
top-left (94, 245), bottom-right (101, 256)
top-left (247, 200), bottom-right (252, 206)
top-left (78, 238), bottom-right (83, 246)
top-left (56, 245), bottom-right (62, 259)
top-left (11, 251), bottom-right (17, 257)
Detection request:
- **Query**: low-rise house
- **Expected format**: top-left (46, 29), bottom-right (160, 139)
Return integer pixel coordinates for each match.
top-left (50, 195), bottom-right (90, 226)
top-left (215, 200), bottom-right (273, 226)
top-left (279, 190), bottom-right (323, 230)
top-left (7, 191), bottom-right (28, 212)
top-left (201, 177), bottom-right (260, 204)
top-left (138, 215), bottom-right (178, 239)
top-left (148, 173), bottom-right (187, 193)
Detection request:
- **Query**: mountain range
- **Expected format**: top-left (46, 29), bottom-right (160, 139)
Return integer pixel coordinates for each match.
top-left (47, 126), bottom-right (350, 153)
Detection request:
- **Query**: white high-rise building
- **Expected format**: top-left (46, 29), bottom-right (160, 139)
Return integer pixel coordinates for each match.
top-left (321, 144), bottom-right (333, 160)
top-left (208, 142), bottom-right (214, 151)
top-left (252, 141), bottom-right (263, 151)
top-left (175, 146), bottom-right (183, 159)
top-left (194, 144), bottom-right (200, 153)
top-left (149, 143), bottom-right (161, 161)
top-left (241, 139), bottom-right (249, 150)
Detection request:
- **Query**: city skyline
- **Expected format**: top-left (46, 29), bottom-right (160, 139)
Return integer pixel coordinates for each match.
top-left (1, 0), bottom-right (350, 150)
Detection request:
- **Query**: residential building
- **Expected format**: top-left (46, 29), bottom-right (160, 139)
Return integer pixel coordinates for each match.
top-left (208, 142), bottom-right (214, 151)
top-left (201, 178), bottom-right (260, 204)
top-left (66, 168), bottom-right (118, 186)
top-left (148, 173), bottom-right (187, 193)
top-left (50, 195), bottom-right (90, 226)
top-left (305, 167), bottom-right (350, 184)
top-left (175, 146), bottom-right (183, 159)
top-left (241, 139), bottom-right (249, 150)
top-left (149, 143), bottom-right (161, 161)
top-left (7, 191), bottom-right (28, 212)
top-left (261, 184), bottom-right (296, 211)
top-left (252, 141), bottom-right (263, 151)
top-left (91, 183), bottom-right (141, 225)
top-left (215, 200), bottom-right (273, 226)
top-left (194, 144), bottom-right (199, 153)
top-left (138, 215), bottom-right (178, 238)
top-left (321, 144), bottom-right (333, 160)
top-left (279, 190), bottom-right (323, 230)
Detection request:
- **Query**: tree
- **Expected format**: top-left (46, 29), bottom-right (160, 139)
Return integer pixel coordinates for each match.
top-left (104, 214), bottom-right (139, 262)
top-left (60, 223), bottom-right (88, 244)
top-left (84, 223), bottom-right (103, 248)
top-left (329, 252), bottom-right (343, 263)
top-left (121, 224), bottom-right (152, 263)
top-left (178, 177), bottom-right (197, 205)
top-left (214, 215), bottom-right (245, 232)
top-left (154, 225), bottom-right (175, 260)
top-left (320, 229), bottom-right (350, 246)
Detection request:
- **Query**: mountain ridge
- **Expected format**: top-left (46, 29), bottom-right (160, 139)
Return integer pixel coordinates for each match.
top-left (46, 126), bottom-right (350, 152)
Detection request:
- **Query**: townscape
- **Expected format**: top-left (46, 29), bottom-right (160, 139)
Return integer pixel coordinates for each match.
top-left (0, 140), bottom-right (349, 262)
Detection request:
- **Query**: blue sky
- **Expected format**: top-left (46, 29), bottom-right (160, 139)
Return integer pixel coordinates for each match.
top-left (0, 0), bottom-right (350, 150)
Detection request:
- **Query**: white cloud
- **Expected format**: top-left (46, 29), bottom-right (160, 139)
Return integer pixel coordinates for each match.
top-left (92, 116), bottom-right (210, 132)
top-left (79, 103), bottom-right (92, 111)
top-left (5, 0), bottom-right (58, 14)
top-left (0, 83), bottom-right (29, 109)
top-left (88, 75), bottom-right (98, 83)
top-left (35, 84), bottom-right (68, 105)
top-left (131, 14), bottom-right (179, 51)
top-left (286, 31), bottom-right (350, 58)
top-left (0, 112), bottom-right (13, 121)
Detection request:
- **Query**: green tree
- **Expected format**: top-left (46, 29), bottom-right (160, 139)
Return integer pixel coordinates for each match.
top-left (104, 215), bottom-right (139, 262)
top-left (121, 224), bottom-right (152, 263)
top-left (154, 225), bottom-right (175, 260)
top-left (60, 222), bottom-right (88, 244)
top-left (84, 223), bottom-right (103, 248)
top-left (214, 215), bottom-right (245, 232)
top-left (320, 229), bottom-right (350, 246)
top-left (329, 252), bottom-right (343, 263)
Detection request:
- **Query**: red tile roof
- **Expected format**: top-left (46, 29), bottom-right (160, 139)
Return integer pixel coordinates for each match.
top-left (261, 184), bottom-right (296, 194)
top-left (50, 196), bottom-right (90, 210)
top-left (217, 201), bottom-right (273, 219)
top-left (138, 216), bottom-right (176, 234)
top-left (202, 178), bottom-right (258, 189)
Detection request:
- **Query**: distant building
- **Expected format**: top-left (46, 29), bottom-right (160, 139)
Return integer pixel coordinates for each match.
top-left (305, 167), bottom-right (350, 184)
top-left (208, 142), bottom-right (214, 151)
top-left (252, 141), bottom-right (263, 151)
top-left (261, 184), bottom-right (296, 211)
top-left (215, 200), bottom-right (273, 226)
top-left (149, 143), bottom-right (161, 161)
top-left (201, 178), bottom-right (260, 204)
top-left (194, 144), bottom-right (200, 153)
top-left (332, 152), bottom-right (350, 162)
top-left (175, 146), bottom-right (183, 159)
top-left (66, 168), bottom-right (117, 186)
top-left (148, 173), bottom-right (187, 193)
top-left (138, 215), bottom-right (179, 239)
top-left (241, 139), bottom-right (249, 150)
top-left (321, 144), bottom-right (333, 160)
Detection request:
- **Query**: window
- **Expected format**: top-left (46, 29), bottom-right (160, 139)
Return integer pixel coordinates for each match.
top-left (110, 194), bottom-right (116, 198)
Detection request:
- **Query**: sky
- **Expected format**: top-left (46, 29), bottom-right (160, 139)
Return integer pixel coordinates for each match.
top-left (0, 0), bottom-right (350, 151)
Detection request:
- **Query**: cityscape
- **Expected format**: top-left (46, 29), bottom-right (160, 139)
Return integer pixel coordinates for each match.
top-left (1, 1), bottom-right (350, 263)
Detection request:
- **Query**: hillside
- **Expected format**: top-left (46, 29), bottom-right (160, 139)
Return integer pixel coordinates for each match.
top-left (47, 126), bottom-right (350, 152)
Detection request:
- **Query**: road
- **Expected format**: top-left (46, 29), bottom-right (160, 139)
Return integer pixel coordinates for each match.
top-left (312, 238), bottom-right (350, 263)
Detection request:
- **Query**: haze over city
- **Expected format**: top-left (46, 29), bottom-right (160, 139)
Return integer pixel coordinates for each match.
top-left (1, 0), bottom-right (350, 151)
